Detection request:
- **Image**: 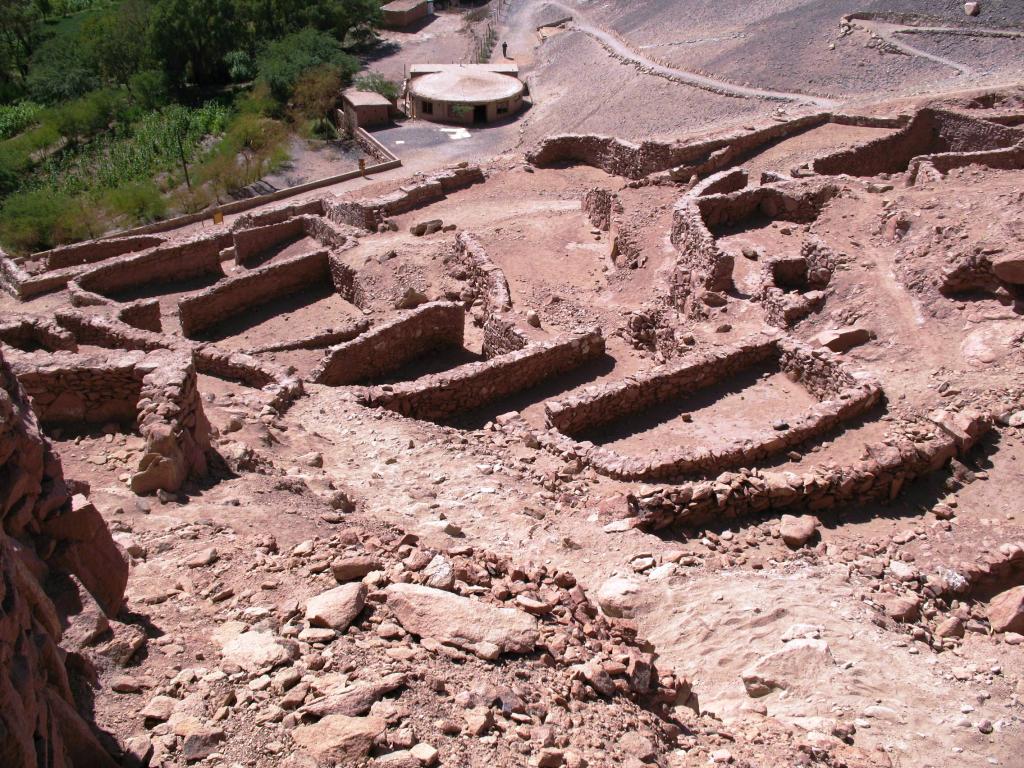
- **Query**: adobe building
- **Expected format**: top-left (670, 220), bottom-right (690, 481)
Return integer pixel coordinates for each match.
top-left (407, 64), bottom-right (526, 125)
top-left (341, 88), bottom-right (392, 129)
top-left (382, 0), bottom-right (430, 29)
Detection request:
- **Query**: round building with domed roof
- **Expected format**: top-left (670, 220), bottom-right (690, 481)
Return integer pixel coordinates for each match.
top-left (407, 64), bottom-right (526, 125)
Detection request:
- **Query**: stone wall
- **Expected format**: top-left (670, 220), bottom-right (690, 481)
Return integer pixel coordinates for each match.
top-left (360, 329), bottom-right (605, 421)
top-left (536, 336), bottom-right (881, 482)
top-left (0, 315), bottom-right (77, 352)
top-left (231, 199), bottom-right (325, 231)
top-left (812, 108), bottom-right (1024, 177)
top-left (311, 302), bottom-right (465, 386)
top-left (246, 318), bottom-right (369, 354)
top-left (232, 216), bottom-right (307, 266)
top-left (581, 188), bottom-right (619, 231)
top-left (758, 239), bottom-right (835, 328)
top-left (178, 250), bottom-right (331, 338)
top-left (906, 142), bottom-right (1024, 185)
top-left (192, 344), bottom-right (304, 415)
top-left (689, 168), bottom-right (748, 197)
top-left (669, 180), bottom-right (842, 309)
top-left (449, 231), bottom-right (513, 317)
top-left (0, 346), bottom-right (127, 767)
top-left (70, 233), bottom-right (230, 305)
top-left (482, 313), bottom-right (530, 358)
top-left (627, 409), bottom-right (991, 530)
top-left (117, 299), bottom-right (162, 333)
top-left (327, 253), bottom-right (364, 307)
top-left (325, 164), bottom-right (485, 231)
top-left (6, 349), bottom-right (211, 494)
top-left (38, 234), bottom-right (165, 270)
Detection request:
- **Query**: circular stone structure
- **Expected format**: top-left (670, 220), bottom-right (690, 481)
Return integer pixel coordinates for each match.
top-left (409, 69), bottom-right (526, 125)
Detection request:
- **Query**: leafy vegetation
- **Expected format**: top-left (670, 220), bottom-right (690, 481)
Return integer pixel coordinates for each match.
top-left (0, 0), bottom-right (382, 254)
top-left (353, 73), bottom-right (400, 102)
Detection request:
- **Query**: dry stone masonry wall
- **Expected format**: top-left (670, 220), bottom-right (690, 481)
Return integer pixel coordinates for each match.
top-left (536, 335), bottom-right (881, 481)
top-left (359, 329), bottom-right (605, 421)
top-left (311, 302), bottom-right (466, 386)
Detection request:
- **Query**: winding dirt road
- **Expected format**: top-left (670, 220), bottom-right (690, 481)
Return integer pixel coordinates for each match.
top-left (543, 1), bottom-right (838, 108)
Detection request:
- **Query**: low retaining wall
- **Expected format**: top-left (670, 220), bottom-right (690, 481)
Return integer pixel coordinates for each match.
top-left (231, 213), bottom-right (352, 267)
top-left (627, 409), bottom-right (991, 530)
top-left (7, 349), bottom-right (211, 494)
top-left (117, 299), bottom-right (162, 332)
top-left (70, 232), bottom-right (230, 306)
top-left (37, 234), bottom-right (165, 270)
top-left (538, 336), bottom-right (881, 482)
top-left (449, 231), bottom-right (513, 317)
top-left (232, 199), bottom-right (325, 231)
top-left (178, 249), bottom-right (332, 338)
top-left (359, 329), bottom-right (605, 421)
top-left (246, 318), bottom-right (369, 354)
top-left (51, 310), bottom-right (305, 414)
top-left (907, 142), bottom-right (1024, 185)
top-left (325, 164), bottom-right (485, 231)
top-left (812, 108), bottom-right (1023, 176)
top-left (0, 315), bottom-right (77, 352)
top-left (311, 301), bottom-right (465, 386)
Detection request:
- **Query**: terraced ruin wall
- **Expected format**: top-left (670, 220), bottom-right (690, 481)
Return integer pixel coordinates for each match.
top-left (628, 409), bottom-right (991, 530)
top-left (178, 249), bottom-right (331, 338)
top-left (451, 231), bottom-right (513, 317)
top-left (0, 315), bottom-right (77, 352)
top-left (70, 233), bottom-right (230, 305)
top-left (311, 301), bottom-right (465, 386)
top-left (812, 108), bottom-right (1024, 176)
top-left (38, 234), bottom-right (166, 270)
top-left (482, 314), bottom-right (530, 358)
top-left (361, 329), bottom-right (605, 421)
top-left (7, 350), bottom-right (211, 494)
top-left (538, 337), bottom-right (881, 481)
top-left (326, 164), bottom-right (485, 230)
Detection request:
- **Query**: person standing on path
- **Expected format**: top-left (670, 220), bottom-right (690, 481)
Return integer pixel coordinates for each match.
top-left (502, 41), bottom-right (509, 58)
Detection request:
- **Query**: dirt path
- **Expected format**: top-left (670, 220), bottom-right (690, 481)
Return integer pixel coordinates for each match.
top-left (542, 0), bottom-right (838, 107)
top-left (851, 18), bottom-right (1024, 76)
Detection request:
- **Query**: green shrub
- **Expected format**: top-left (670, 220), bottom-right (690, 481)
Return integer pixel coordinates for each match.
top-left (103, 181), bottom-right (167, 222)
top-left (353, 73), bottom-right (398, 102)
top-left (0, 189), bottom-right (99, 253)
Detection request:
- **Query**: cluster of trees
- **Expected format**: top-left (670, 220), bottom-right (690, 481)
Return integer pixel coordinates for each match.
top-left (0, 0), bottom-right (386, 254)
top-left (1, 0), bottom-right (380, 104)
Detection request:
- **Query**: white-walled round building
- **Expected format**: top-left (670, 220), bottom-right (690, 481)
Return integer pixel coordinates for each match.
top-left (408, 66), bottom-right (525, 125)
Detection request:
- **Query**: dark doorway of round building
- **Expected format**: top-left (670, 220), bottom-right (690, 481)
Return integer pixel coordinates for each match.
top-left (473, 105), bottom-right (487, 123)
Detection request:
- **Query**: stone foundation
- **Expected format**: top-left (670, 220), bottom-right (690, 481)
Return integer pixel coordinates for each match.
top-left (627, 409), bottom-right (991, 530)
top-left (178, 250), bottom-right (335, 338)
top-left (757, 239), bottom-right (835, 327)
top-left (811, 108), bottom-right (1023, 177)
top-left (359, 329), bottom-right (605, 421)
top-left (535, 335), bottom-right (881, 481)
top-left (69, 232), bottom-right (231, 306)
top-left (8, 349), bottom-right (211, 494)
top-left (325, 164), bottom-right (485, 231)
top-left (311, 302), bottom-right (466, 386)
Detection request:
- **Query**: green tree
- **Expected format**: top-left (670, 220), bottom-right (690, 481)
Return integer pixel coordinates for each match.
top-left (0, 0), bottom-right (41, 99)
top-left (82, 0), bottom-right (154, 88)
top-left (256, 28), bottom-right (356, 103)
top-left (149, 0), bottom-right (241, 86)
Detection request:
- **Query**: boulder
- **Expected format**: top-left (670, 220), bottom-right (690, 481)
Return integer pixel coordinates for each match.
top-left (741, 639), bottom-right (835, 697)
top-left (964, 2), bottom-right (980, 16)
top-left (596, 576), bottom-right (646, 618)
top-left (219, 629), bottom-right (291, 673)
top-left (814, 327), bottom-right (871, 353)
top-left (291, 714), bottom-right (385, 765)
top-left (992, 254), bottom-right (1024, 285)
top-left (305, 583), bottom-right (367, 631)
top-left (987, 586), bottom-right (1024, 634)
top-left (385, 583), bottom-right (538, 660)
top-left (299, 672), bottom-right (406, 718)
top-left (779, 515), bottom-right (818, 548)
top-left (46, 496), bottom-right (128, 617)
top-left (331, 556), bottom-right (381, 583)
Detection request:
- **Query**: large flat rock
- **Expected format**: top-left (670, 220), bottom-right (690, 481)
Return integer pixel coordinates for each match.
top-left (385, 583), bottom-right (539, 660)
